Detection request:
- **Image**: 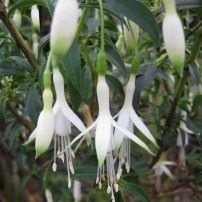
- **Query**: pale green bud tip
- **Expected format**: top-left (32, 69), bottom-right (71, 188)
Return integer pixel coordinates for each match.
top-left (163, 14), bottom-right (185, 76)
top-left (50, 0), bottom-right (80, 57)
top-left (42, 88), bottom-right (53, 110)
top-left (96, 50), bottom-right (107, 75)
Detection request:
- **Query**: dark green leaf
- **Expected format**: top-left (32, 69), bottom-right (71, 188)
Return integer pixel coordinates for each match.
top-left (134, 64), bottom-right (158, 107)
top-left (25, 87), bottom-right (41, 124)
top-left (8, 0), bottom-right (46, 15)
top-left (74, 165), bottom-right (97, 182)
top-left (119, 179), bottom-right (149, 202)
top-left (105, 0), bottom-right (159, 43)
top-left (176, 0), bottom-right (202, 9)
top-left (80, 68), bottom-right (92, 102)
top-left (0, 60), bottom-right (23, 76)
top-left (130, 160), bottom-right (150, 175)
top-left (9, 56), bottom-right (33, 73)
top-left (105, 44), bottom-right (127, 76)
top-left (106, 74), bottom-right (124, 96)
top-left (188, 65), bottom-right (200, 85)
top-left (187, 153), bottom-right (202, 169)
top-left (63, 41), bottom-right (81, 92)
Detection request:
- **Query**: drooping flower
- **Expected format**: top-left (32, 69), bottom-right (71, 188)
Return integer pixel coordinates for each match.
top-left (152, 153), bottom-right (175, 191)
top-left (114, 74), bottom-right (157, 178)
top-left (25, 88), bottom-right (54, 158)
top-left (52, 68), bottom-right (86, 188)
top-left (50, 0), bottom-right (80, 57)
top-left (163, 0), bottom-right (185, 76)
top-left (68, 75), bottom-right (153, 199)
top-left (177, 111), bottom-right (194, 168)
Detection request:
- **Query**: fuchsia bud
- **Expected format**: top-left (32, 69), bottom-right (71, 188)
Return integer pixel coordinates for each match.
top-left (163, 0), bottom-right (185, 76)
top-left (50, 0), bottom-right (80, 57)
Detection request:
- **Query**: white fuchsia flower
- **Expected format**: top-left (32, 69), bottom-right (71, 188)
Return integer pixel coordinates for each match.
top-left (25, 88), bottom-right (54, 158)
top-left (50, 0), bottom-right (80, 57)
top-left (114, 74), bottom-right (157, 178)
top-left (68, 75), bottom-right (153, 199)
top-left (52, 68), bottom-right (86, 188)
top-left (163, 0), bottom-right (185, 76)
top-left (152, 157), bottom-right (175, 191)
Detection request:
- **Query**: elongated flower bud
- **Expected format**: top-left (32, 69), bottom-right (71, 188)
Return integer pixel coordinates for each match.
top-left (35, 88), bottom-right (54, 158)
top-left (123, 19), bottom-right (139, 53)
top-left (50, 0), bottom-right (80, 57)
top-left (13, 9), bottom-right (22, 29)
top-left (163, 0), bottom-right (185, 76)
top-left (31, 5), bottom-right (40, 31)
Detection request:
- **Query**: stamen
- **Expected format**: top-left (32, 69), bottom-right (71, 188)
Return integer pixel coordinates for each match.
top-left (52, 134), bottom-right (57, 172)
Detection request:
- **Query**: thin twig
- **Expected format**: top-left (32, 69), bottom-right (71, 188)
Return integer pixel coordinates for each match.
top-left (7, 103), bottom-right (32, 132)
top-left (0, 1), bottom-right (39, 70)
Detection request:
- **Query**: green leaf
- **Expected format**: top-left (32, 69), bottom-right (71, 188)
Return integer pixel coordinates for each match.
top-left (74, 155), bottom-right (97, 182)
top-left (25, 87), bottom-right (41, 124)
top-left (105, 0), bottom-right (159, 43)
top-left (188, 65), bottom-right (200, 85)
top-left (106, 74), bottom-right (124, 96)
top-left (130, 160), bottom-right (150, 175)
top-left (119, 179), bottom-right (149, 202)
top-left (0, 59), bottom-right (23, 76)
top-left (105, 44), bottom-right (127, 76)
top-left (193, 95), bottom-right (202, 112)
top-left (9, 56), bottom-right (33, 73)
top-left (134, 64), bottom-right (158, 107)
top-left (8, 0), bottom-right (45, 15)
top-left (187, 153), bottom-right (202, 169)
top-left (80, 68), bottom-right (92, 102)
top-left (176, 0), bottom-right (202, 9)
top-left (74, 165), bottom-right (97, 182)
top-left (67, 81), bottom-right (81, 110)
top-left (63, 41), bottom-right (81, 92)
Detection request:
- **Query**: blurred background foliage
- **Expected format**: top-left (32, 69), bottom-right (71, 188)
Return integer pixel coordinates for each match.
top-left (0, 0), bottom-right (202, 201)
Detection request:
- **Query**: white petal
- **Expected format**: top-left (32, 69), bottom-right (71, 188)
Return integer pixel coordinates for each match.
top-left (95, 115), bottom-right (112, 166)
top-left (162, 161), bottom-right (176, 166)
top-left (114, 108), bottom-right (131, 151)
top-left (62, 120), bottom-right (97, 153)
top-left (35, 110), bottom-right (54, 158)
top-left (23, 128), bottom-right (36, 145)
top-left (130, 108), bottom-right (158, 147)
top-left (53, 101), bottom-right (60, 114)
top-left (160, 165), bottom-right (174, 179)
top-left (54, 108), bottom-right (71, 136)
top-left (111, 118), bottom-right (154, 155)
top-left (180, 121), bottom-right (193, 134)
top-left (62, 101), bottom-right (86, 132)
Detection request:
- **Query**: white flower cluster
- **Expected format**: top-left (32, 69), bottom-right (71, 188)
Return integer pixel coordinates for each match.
top-left (25, 0), bottom-right (158, 201)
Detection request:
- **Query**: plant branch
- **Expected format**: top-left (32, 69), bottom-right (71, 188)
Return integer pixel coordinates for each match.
top-left (0, 1), bottom-right (39, 70)
top-left (7, 103), bottom-right (32, 132)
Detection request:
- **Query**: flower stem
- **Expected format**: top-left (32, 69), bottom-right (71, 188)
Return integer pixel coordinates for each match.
top-left (43, 53), bottom-right (52, 89)
top-left (97, 0), bottom-right (105, 51)
top-left (76, 0), bottom-right (91, 38)
top-left (163, 0), bottom-right (176, 15)
top-left (0, 2), bottom-right (39, 70)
